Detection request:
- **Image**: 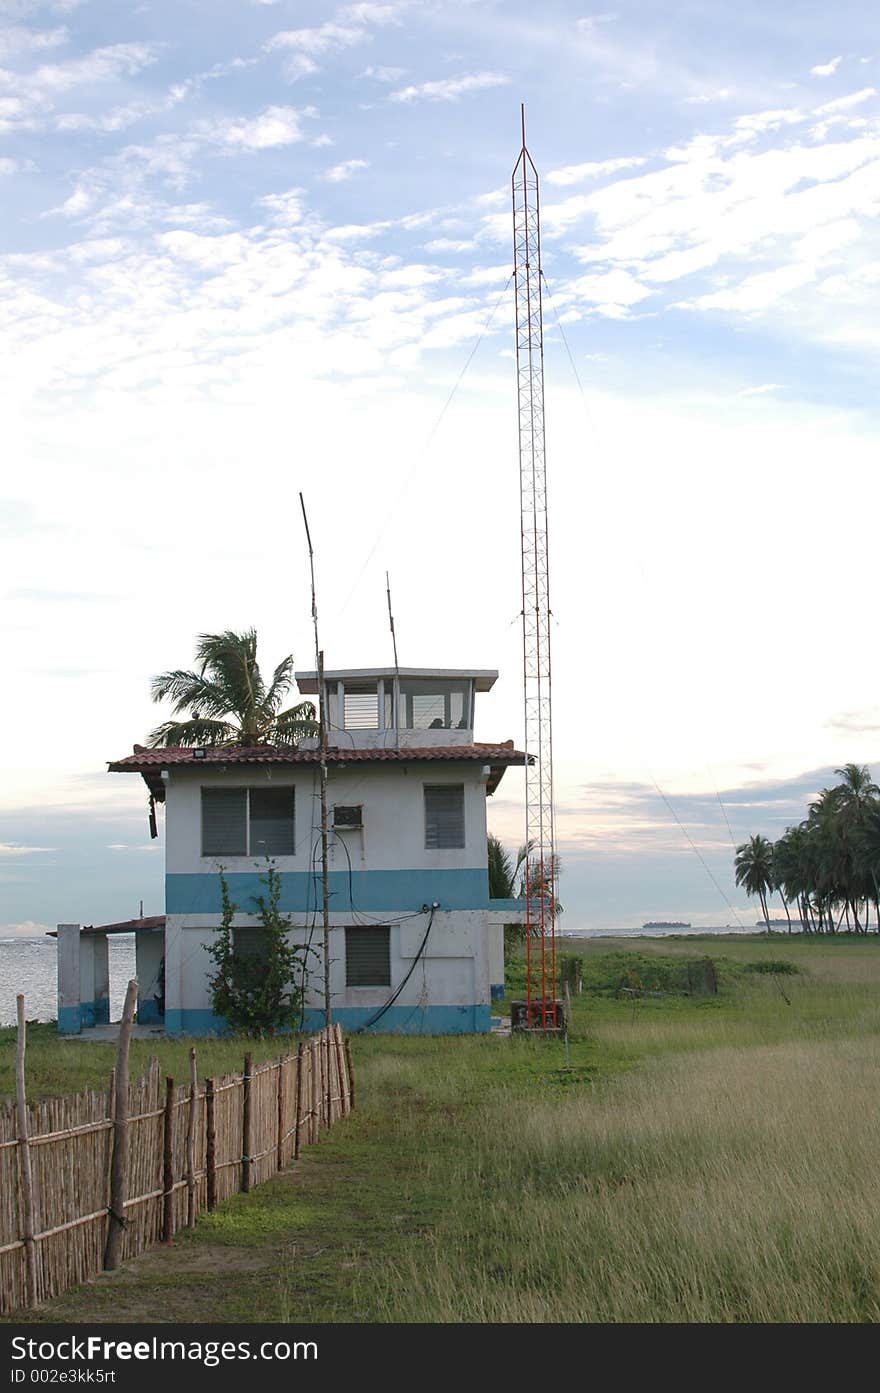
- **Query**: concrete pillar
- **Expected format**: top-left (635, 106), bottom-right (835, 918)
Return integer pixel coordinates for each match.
top-left (57, 923), bottom-right (81, 1034)
top-left (163, 917), bottom-right (183, 1036)
top-left (136, 930), bottom-right (165, 1024)
top-left (79, 934), bottom-right (110, 1027)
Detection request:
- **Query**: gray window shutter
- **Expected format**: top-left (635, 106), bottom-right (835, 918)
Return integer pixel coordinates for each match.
top-left (202, 788), bottom-right (247, 856)
top-left (249, 787), bottom-right (295, 856)
top-left (345, 926), bottom-right (391, 986)
top-left (424, 784), bottom-right (465, 849)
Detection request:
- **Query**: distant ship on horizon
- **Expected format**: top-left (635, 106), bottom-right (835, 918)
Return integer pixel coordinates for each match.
top-left (642, 920), bottom-right (691, 929)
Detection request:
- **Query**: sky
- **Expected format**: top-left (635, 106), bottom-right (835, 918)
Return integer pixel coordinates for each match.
top-left (2, 0), bottom-right (880, 934)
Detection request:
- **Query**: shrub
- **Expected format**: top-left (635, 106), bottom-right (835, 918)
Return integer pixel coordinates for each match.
top-left (205, 865), bottom-right (315, 1035)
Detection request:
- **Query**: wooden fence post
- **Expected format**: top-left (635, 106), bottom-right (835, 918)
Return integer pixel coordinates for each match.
top-left (344, 1038), bottom-right (355, 1112)
top-left (293, 1043), bottom-right (304, 1160)
top-left (15, 995), bottom-right (39, 1309)
top-left (310, 1038), bottom-right (319, 1144)
top-left (325, 1029), bottom-right (333, 1125)
top-left (205, 1078), bottom-right (216, 1212)
top-left (241, 1053), bottom-right (253, 1194)
top-left (104, 977), bottom-right (138, 1272)
top-left (162, 1076), bottom-right (175, 1243)
top-left (276, 1057), bottom-right (284, 1172)
top-left (333, 1025), bottom-right (347, 1117)
top-left (186, 1049), bottom-right (197, 1227)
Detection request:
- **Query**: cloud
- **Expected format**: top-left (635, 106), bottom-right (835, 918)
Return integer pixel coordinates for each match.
top-left (0, 24), bottom-right (68, 59)
top-left (684, 89), bottom-right (731, 105)
top-left (826, 708), bottom-right (880, 733)
top-left (811, 56), bottom-right (843, 77)
top-left (815, 87), bottom-right (877, 114)
top-left (321, 157), bottom-right (369, 182)
top-left (265, 3), bottom-right (399, 78)
top-left (196, 105), bottom-right (309, 151)
top-left (390, 71), bottom-right (509, 104)
top-left (737, 382), bottom-right (784, 396)
top-left (0, 842), bottom-right (54, 855)
top-left (546, 155), bottom-right (646, 187)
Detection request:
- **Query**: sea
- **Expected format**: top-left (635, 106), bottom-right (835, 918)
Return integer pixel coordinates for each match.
top-left (0, 935), bottom-right (137, 1028)
top-left (0, 924), bottom-right (758, 1028)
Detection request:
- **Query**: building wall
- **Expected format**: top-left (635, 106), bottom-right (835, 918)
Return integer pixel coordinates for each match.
top-left (161, 761), bottom-right (513, 1036)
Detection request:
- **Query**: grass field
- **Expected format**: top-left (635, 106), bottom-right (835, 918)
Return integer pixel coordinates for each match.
top-left (7, 933), bottom-right (880, 1324)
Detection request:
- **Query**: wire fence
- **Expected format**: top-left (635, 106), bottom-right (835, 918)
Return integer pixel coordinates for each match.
top-left (0, 1006), bottom-right (353, 1316)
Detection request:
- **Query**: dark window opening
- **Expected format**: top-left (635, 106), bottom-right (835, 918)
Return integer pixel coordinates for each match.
top-left (345, 925), bottom-right (391, 986)
top-left (424, 784), bottom-right (465, 849)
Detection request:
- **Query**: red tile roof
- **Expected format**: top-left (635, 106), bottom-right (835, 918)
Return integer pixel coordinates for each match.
top-left (109, 742), bottom-right (527, 797)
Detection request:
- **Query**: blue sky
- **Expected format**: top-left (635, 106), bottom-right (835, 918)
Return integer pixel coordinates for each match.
top-left (2, 0), bottom-right (880, 932)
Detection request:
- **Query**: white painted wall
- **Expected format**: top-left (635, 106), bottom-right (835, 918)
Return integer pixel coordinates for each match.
top-left (164, 762), bottom-right (491, 876)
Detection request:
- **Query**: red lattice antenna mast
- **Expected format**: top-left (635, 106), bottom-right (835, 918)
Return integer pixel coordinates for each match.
top-left (512, 105), bottom-right (557, 1029)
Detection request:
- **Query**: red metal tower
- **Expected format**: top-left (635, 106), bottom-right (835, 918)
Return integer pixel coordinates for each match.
top-left (512, 106), bottom-right (558, 1029)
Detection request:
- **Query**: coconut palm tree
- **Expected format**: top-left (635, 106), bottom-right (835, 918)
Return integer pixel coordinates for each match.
top-left (149, 629), bottom-right (317, 748)
top-left (734, 833), bottom-right (775, 932)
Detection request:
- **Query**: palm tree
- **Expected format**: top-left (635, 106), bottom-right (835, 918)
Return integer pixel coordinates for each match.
top-left (734, 834), bottom-right (775, 932)
top-left (149, 630), bottom-right (317, 748)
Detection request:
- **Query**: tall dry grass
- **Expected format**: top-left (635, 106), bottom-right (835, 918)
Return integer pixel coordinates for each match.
top-left (376, 1035), bottom-right (880, 1321)
top-left (364, 946), bottom-right (880, 1322)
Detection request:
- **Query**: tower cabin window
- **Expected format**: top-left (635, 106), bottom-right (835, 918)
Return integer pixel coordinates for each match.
top-left (202, 787), bottom-right (295, 857)
top-left (343, 682), bottom-right (379, 730)
top-left (400, 679), bottom-right (472, 731)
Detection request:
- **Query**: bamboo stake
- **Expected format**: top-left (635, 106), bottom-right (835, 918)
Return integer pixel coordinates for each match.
top-left (104, 977), bottom-right (138, 1272)
top-left (333, 1025), bottom-right (347, 1117)
top-left (241, 1053), bottom-right (253, 1193)
top-left (205, 1078), bottom-right (216, 1212)
top-left (276, 1058), bottom-right (284, 1172)
top-left (162, 1077), bottom-right (175, 1243)
top-left (344, 1038), bottom-right (355, 1112)
top-left (310, 1038), bottom-right (319, 1143)
top-left (186, 1049), bottom-right (197, 1227)
top-left (15, 995), bottom-right (39, 1308)
top-left (293, 1043), bottom-right (304, 1160)
top-left (325, 1030), bottom-right (333, 1124)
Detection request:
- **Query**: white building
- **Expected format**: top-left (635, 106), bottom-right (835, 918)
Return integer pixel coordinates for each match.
top-left (106, 667), bottom-right (526, 1035)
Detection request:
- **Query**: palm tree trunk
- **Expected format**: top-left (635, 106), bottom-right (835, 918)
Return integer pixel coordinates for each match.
top-left (779, 890), bottom-right (792, 933)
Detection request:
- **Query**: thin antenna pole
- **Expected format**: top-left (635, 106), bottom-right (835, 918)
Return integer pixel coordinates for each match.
top-left (386, 571), bottom-right (400, 750)
top-left (299, 493), bottom-right (331, 1029)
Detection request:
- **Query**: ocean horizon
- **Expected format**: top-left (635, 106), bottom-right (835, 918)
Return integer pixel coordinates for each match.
top-left (0, 923), bottom-right (770, 1028)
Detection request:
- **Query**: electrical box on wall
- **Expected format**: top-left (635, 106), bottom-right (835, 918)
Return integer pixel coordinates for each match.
top-left (333, 804), bottom-right (363, 830)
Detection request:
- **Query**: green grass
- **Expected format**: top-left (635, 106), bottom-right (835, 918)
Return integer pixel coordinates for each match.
top-left (0, 1027), bottom-right (293, 1106)
top-left (9, 934), bottom-right (880, 1323)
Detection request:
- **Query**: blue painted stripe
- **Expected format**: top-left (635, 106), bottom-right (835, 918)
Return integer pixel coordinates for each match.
top-left (137, 999), bottom-right (163, 1025)
top-left (164, 1004), bottom-right (491, 1037)
top-left (58, 1006), bottom-right (81, 1035)
top-left (489, 897), bottom-right (526, 912)
top-left (166, 866), bottom-right (491, 915)
top-left (57, 1000), bottom-right (110, 1032)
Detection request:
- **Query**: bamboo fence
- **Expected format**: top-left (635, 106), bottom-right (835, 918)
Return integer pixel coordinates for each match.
top-left (0, 1006), bottom-right (353, 1316)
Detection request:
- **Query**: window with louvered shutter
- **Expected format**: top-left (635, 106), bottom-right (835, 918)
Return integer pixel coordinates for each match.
top-left (202, 788), bottom-right (247, 856)
top-left (249, 787), bottom-right (295, 856)
top-left (424, 784), bottom-right (465, 849)
top-left (345, 926), bottom-right (391, 986)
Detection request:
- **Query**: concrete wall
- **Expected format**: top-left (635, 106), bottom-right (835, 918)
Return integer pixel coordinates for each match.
top-left (160, 761), bottom-right (507, 1036)
top-left (57, 925), bottom-right (110, 1033)
top-left (136, 929), bottom-right (165, 1025)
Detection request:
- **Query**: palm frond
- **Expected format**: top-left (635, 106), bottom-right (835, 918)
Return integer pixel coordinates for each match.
top-left (264, 654), bottom-right (294, 712)
top-left (149, 718), bottom-right (237, 748)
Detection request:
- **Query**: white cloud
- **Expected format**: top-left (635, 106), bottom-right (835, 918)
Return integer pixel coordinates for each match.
top-left (0, 24), bottom-right (67, 59)
top-left (546, 155), bottom-right (646, 187)
top-left (811, 56), bottom-right (842, 77)
top-left (815, 87), bottom-right (877, 114)
top-left (197, 105), bottom-right (308, 151)
top-left (737, 383), bottom-right (784, 396)
top-left (684, 89), bottom-right (731, 105)
top-left (390, 71), bottom-right (509, 104)
top-left (0, 842), bottom-right (53, 854)
top-left (321, 157), bottom-right (369, 182)
top-left (265, 3), bottom-right (399, 77)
